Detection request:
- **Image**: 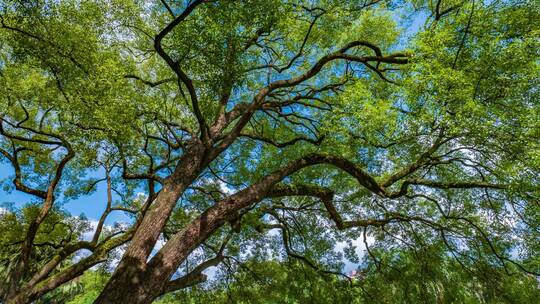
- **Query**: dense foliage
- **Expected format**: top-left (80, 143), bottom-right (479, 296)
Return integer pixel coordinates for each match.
top-left (0, 0), bottom-right (538, 303)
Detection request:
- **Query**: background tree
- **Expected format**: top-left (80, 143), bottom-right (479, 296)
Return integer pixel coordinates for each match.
top-left (0, 0), bottom-right (538, 303)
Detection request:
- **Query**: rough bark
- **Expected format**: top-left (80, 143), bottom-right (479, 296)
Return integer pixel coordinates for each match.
top-left (94, 143), bottom-right (206, 303)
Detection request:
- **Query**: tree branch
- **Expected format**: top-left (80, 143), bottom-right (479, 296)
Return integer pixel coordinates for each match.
top-left (153, 0), bottom-right (210, 143)
top-left (388, 178), bottom-right (506, 198)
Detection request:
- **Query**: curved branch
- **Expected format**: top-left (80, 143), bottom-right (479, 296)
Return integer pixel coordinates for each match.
top-left (239, 132), bottom-right (324, 148)
top-left (388, 178), bottom-right (506, 199)
top-left (153, 0), bottom-right (209, 142)
top-left (0, 146), bottom-right (48, 199)
top-left (124, 75), bottom-right (176, 88)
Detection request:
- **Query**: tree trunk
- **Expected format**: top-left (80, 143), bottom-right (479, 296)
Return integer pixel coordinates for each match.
top-left (94, 195), bottom-right (249, 303)
top-left (93, 156), bottom-right (305, 303)
top-left (94, 144), bottom-right (206, 303)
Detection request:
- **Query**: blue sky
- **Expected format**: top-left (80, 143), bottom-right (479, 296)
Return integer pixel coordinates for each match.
top-left (0, 162), bottom-right (130, 224)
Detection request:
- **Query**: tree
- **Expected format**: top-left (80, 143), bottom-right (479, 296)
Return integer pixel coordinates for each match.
top-left (0, 0), bottom-right (538, 303)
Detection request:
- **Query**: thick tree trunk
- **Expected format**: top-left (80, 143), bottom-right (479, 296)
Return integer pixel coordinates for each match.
top-left (95, 204), bottom-right (233, 303)
top-left (93, 155), bottom-right (314, 303)
top-left (94, 144), bottom-right (206, 303)
top-left (94, 192), bottom-right (259, 303)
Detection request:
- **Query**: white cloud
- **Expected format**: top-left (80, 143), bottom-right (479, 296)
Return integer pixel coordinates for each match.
top-left (202, 266), bottom-right (218, 280)
top-left (217, 180), bottom-right (234, 195)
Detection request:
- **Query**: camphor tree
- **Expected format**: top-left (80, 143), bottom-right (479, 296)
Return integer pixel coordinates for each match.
top-left (0, 0), bottom-right (538, 303)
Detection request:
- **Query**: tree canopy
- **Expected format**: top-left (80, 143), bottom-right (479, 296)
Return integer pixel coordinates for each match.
top-left (0, 0), bottom-right (538, 303)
